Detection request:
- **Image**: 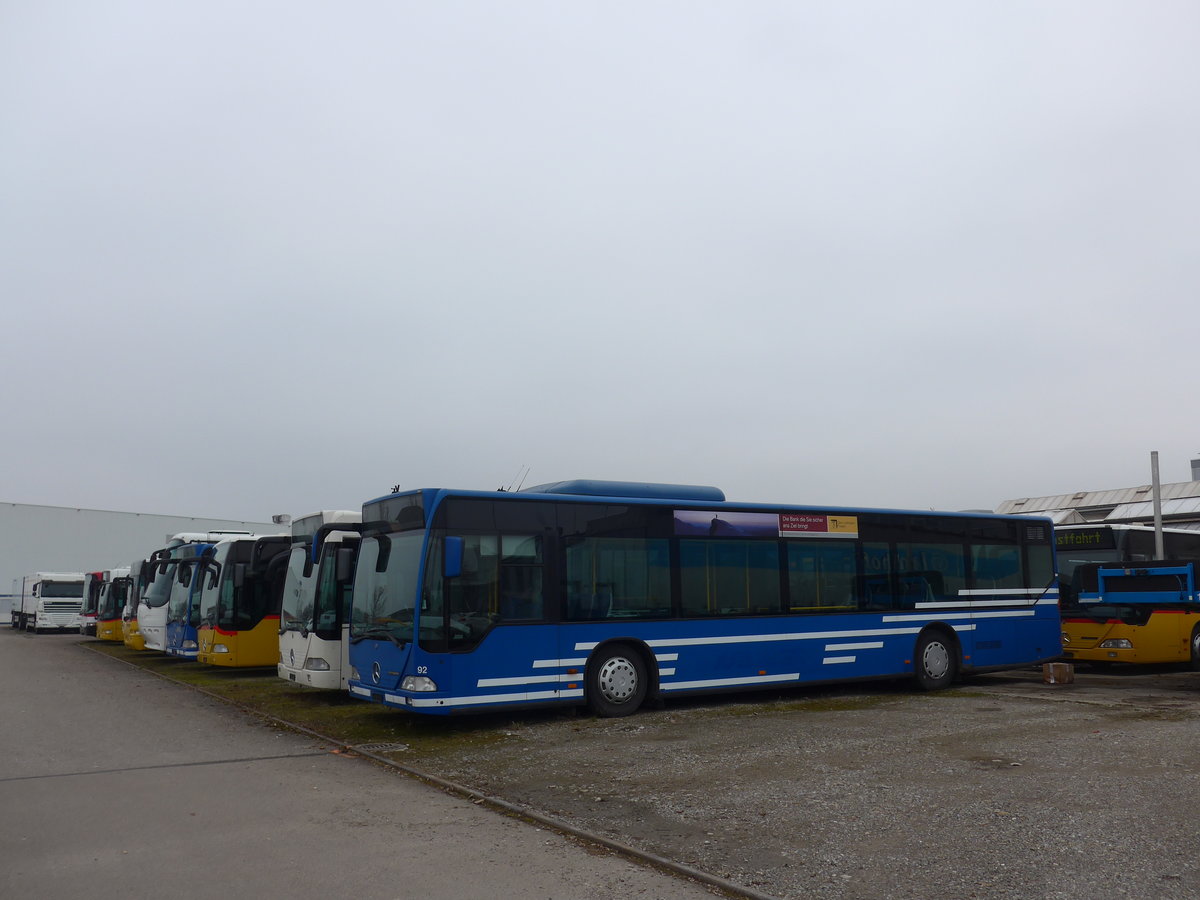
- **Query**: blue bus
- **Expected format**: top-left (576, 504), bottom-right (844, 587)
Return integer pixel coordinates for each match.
top-left (347, 480), bottom-right (1060, 717)
top-left (164, 542), bottom-right (218, 659)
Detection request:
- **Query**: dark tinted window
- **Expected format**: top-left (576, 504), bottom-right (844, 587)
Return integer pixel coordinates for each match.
top-left (565, 537), bottom-right (671, 620)
top-left (680, 539), bottom-right (780, 617)
top-left (788, 542), bottom-right (858, 611)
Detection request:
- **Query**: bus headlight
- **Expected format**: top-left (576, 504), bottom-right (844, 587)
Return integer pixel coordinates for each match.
top-left (304, 658), bottom-right (331, 671)
top-left (350, 666), bottom-right (361, 681)
top-left (401, 675), bottom-right (438, 692)
top-left (1099, 639), bottom-right (1133, 649)
top-left (1061, 632), bottom-right (1070, 644)
top-left (213, 644), bottom-right (228, 654)
top-left (183, 640), bottom-right (198, 650)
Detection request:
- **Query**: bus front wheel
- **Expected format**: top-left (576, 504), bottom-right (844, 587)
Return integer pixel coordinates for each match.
top-left (586, 644), bottom-right (648, 717)
top-left (914, 630), bottom-right (957, 691)
top-left (1190, 626), bottom-right (1200, 671)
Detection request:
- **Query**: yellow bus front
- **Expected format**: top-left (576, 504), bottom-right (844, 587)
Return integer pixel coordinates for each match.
top-left (1061, 608), bottom-right (1200, 665)
top-left (96, 617), bottom-right (124, 642)
top-left (197, 619), bottom-right (281, 667)
top-left (122, 616), bottom-right (146, 651)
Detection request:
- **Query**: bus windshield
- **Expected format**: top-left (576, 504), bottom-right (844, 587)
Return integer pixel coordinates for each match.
top-left (143, 563), bottom-right (177, 608)
top-left (349, 533), bottom-right (422, 645)
top-left (279, 548), bottom-right (311, 632)
top-left (313, 540), bottom-right (357, 638)
top-left (100, 579), bottom-right (130, 619)
top-left (167, 562), bottom-right (199, 623)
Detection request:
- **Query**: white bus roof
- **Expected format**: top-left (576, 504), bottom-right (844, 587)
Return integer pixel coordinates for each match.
top-left (291, 511), bottom-right (361, 536)
top-left (164, 531), bottom-right (257, 547)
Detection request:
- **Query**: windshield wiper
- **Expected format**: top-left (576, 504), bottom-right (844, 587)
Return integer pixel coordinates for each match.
top-left (350, 627), bottom-right (407, 647)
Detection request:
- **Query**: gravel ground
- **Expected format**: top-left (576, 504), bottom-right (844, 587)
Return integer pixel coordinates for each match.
top-left (388, 667), bottom-right (1200, 900)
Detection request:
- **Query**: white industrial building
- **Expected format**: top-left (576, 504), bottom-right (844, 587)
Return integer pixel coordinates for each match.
top-left (0, 502), bottom-right (281, 619)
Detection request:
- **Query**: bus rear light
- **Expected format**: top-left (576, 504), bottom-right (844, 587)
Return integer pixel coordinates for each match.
top-left (304, 658), bottom-right (331, 671)
top-left (401, 675), bottom-right (438, 692)
top-left (1099, 639), bottom-right (1133, 649)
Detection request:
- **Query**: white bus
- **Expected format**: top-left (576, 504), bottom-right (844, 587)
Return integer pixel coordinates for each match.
top-left (13, 572), bottom-right (86, 632)
top-left (277, 511), bottom-right (362, 689)
top-left (79, 570), bottom-right (106, 636)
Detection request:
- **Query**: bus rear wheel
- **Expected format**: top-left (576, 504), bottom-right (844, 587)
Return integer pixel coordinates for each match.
top-left (914, 630), bottom-right (957, 690)
top-left (586, 644), bottom-right (648, 717)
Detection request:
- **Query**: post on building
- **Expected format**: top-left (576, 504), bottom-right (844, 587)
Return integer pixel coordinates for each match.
top-left (1151, 450), bottom-right (1164, 558)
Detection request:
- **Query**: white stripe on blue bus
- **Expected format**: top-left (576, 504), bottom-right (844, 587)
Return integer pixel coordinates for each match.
top-left (823, 657), bottom-right (856, 665)
top-left (659, 673), bottom-right (800, 691)
top-left (957, 588), bottom-right (1048, 596)
top-left (531, 651), bottom-right (679, 668)
top-left (825, 641), bottom-right (884, 651)
top-left (407, 689), bottom-right (586, 708)
top-left (478, 666), bottom-right (679, 688)
top-left (574, 625), bottom-right (930, 652)
top-left (477, 674), bottom-right (577, 687)
top-left (882, 611), bottom-right (1026, 622)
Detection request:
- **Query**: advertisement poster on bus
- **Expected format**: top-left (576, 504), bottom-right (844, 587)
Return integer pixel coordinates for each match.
top-left (674, 511), bottom-right (859, 539)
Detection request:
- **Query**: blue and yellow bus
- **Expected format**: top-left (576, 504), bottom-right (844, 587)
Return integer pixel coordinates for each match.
top-left (347, 480), bottom-right (1060, 717)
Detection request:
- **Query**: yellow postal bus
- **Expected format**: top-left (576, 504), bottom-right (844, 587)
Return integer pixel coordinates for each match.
top-left (1059, 525), bottom-right (1200, 666)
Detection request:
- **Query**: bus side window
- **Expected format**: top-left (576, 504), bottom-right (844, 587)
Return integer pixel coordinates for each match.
top-left (565, 537), bottom-right (670, 620)
top-left (680, 539), bottom-right (780, 617)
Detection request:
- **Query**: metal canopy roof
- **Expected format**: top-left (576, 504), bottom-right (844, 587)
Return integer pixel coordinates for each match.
top-left (997, 479), bottom-right (1200, 527)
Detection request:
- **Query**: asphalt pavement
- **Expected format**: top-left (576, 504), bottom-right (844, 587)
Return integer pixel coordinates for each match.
top-left (0, 628), bottom-right (718, 900)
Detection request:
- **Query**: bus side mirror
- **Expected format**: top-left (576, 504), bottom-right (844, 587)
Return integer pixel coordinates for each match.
top-left (335, 547), bottom-right (354, 582)
top-left (444, 536), bottom-right (464, 578)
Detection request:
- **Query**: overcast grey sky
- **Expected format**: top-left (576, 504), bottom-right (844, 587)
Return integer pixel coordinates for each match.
top-left (3, 2), bottom-right (1198, 521)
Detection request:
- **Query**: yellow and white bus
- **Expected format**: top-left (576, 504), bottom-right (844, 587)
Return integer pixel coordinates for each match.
top-left (195, 534), bottom-right (290, 667)
top-left (95, 567), bottom-right (131, 642)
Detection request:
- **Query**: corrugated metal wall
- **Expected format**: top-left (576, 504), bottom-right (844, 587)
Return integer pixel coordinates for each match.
top-left (0, 503), bottom-right (280, 617)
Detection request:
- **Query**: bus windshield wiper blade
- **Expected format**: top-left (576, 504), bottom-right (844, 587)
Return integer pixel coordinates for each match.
top-left (350, 627), bottom-right (406, 647)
